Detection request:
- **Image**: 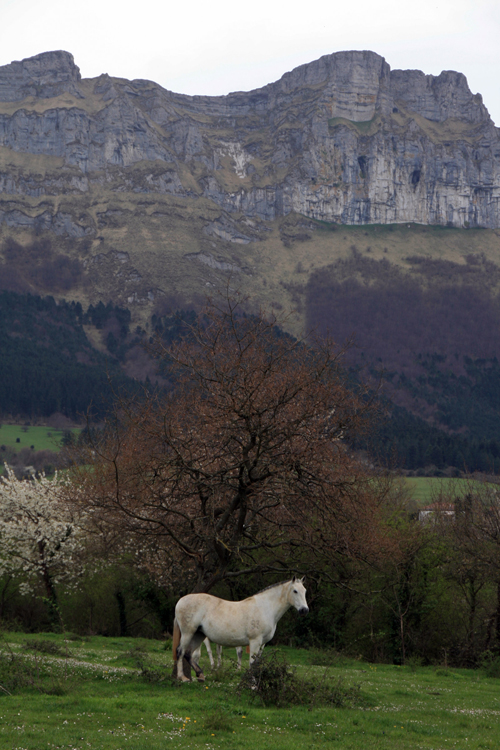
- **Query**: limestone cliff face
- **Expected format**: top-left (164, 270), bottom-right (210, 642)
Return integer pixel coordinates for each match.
top-left (0, 51), bottom-right (82, 101)
top-left (0, 49), bottom-right (499, 230)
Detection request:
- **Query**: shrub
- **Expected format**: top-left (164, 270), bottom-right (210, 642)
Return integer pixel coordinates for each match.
top-left (135, 656), bottom-right (172, 684)
top-left (481, 651), bottom-right (500, 678)
top-left (23, 639), bottom-right (67, 656)
top-left (406, 654), bottom-right (423, 672)
top-left (238, 649), bottom-right (363, 708)
top-left (238, 650), bottom-right (297, 706)
top-left (0, 645), bottom-right (33, 693)
top-left (127, 643), bottom-right (147, 658)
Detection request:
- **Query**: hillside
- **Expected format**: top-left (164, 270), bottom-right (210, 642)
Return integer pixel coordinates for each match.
top-left (1, 50), bottom-right (500, 469)
top-left (0, 286), bottom-right (498, 476)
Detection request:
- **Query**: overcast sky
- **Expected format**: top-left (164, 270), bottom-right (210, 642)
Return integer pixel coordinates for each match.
top-left (1, 0), bottom-right (499, 124)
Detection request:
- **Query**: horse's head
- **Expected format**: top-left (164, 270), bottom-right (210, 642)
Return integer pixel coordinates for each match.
top-left (288, 576), bottom-right (309, 616)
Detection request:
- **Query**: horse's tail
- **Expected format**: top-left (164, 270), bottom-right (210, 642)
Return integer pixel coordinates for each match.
top-left (172, 618), bottom-right (181, 662)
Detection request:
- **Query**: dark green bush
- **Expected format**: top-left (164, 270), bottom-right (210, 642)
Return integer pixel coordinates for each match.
top-left (481, 651), bottom-right (500, 678)
top-left (135, 657), bottom-right (172, 684)
top-left (23, 639), bottom-right (68, 656)
top-left (238, 650), bottom-right (298, 706)
top-left (238, 649), bottom-right (363, 708)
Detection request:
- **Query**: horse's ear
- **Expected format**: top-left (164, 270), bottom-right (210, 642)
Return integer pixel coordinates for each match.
top-left (300, 576), bottom-right (305, 583)
top-left (292, 575), bottom-right (296, 583)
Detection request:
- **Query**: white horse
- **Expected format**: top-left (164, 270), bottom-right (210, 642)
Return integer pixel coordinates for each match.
top-left (172, 577), bottom-right (308, 682)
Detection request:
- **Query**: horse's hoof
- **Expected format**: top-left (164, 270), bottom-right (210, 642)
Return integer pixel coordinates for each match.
top-left (197, 674), bottom-right (206, 682)
top-left (180, 676), bottom-right (191, 683)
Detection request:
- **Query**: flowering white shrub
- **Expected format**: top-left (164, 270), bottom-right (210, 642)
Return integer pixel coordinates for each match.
top-left (0, 465), bottom-right (85, 598)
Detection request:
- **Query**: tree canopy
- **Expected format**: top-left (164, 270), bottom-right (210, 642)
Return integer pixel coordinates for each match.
top-left (0, 465), bottom-right (84, 624)
top-left (71, 296), bottom-right (388, 593)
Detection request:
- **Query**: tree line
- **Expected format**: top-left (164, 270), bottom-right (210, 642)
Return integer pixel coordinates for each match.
top-left (366, 402), bottom-right (500, 475)
top-left (0, 291), bottom-right (137, 421)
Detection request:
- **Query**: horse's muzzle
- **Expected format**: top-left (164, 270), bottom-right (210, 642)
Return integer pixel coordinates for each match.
top-left (298, 606), bottom-right (309, 616)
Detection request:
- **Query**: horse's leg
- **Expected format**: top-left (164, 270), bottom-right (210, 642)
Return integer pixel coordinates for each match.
top-left (192, 645), bottom-right (202, 668)
top-left (236, 646), bottom-right (242, 669)
top-left (185, 631), bottom-right (206, 682)
top-left (177, 630), bottom-right (196, 682)
top-left (216, 644), bottom-right (222, 668)
top-left (248, 639), bottom-right (264, 664)
top-left (204, 638), bottom-right (215, 669)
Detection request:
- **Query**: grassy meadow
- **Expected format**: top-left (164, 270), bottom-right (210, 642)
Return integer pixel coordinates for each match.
top-left (0, 424), bottom-right (79, 454)
top-left (403, 477), bottom-right (482, 505)
top-left (1, 632), bottom-right (499, 750)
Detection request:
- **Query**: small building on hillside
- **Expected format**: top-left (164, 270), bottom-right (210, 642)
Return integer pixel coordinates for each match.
top-left (418, 502), bottom-right (455, 524)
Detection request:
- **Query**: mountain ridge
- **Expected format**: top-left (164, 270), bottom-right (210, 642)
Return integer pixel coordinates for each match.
top-left (0, 49), bottom-right (490, 123)
top-left (0, 49), bottom-right (498, 229)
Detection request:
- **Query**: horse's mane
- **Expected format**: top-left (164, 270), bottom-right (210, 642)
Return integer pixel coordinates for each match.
top-left (255, 579), bottom-right (293, 595)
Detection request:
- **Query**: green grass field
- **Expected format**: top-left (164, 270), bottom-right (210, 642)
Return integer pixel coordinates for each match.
top-left (0, 424), bottom-right (79, 453)
top-left (404, 477), bottom-right (485, 505)
top-left (1, 632), bottom-right (499, 750)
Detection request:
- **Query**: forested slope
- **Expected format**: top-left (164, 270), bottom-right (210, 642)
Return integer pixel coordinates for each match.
top-left (2, 286), bottom-right (500, 474)
top-left (307, 247), bottom-right (500, 473)
top-left (0, 291), bottom-right (137, 420)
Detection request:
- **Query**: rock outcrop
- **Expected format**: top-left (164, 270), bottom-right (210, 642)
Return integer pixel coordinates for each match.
top-left (0, 51), bottom-right (82, 101)
top-left (0, 48), bottom-right (499, 233)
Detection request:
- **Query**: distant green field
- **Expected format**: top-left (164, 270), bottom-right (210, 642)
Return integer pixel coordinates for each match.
top-left (404, 476), bottom-right (484, 505)
top-left (0, 424), bottom-right (79, 453)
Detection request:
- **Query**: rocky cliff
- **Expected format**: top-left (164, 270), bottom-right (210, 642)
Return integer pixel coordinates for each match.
top-left (1, 49), bottom-right (500, 336)
top-left (0, 49), bottom-right (498, 230)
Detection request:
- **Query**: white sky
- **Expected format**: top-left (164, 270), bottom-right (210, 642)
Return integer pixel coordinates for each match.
top-left (0, 0), bottom-right (499, 125)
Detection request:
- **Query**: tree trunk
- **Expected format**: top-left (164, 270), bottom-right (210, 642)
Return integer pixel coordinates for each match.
top-left (38, 541), bottom-right (61, 631)
top-left (115, 590), bottom-right (129, 637)
top-left (496, 577), bottom-right (500, 649)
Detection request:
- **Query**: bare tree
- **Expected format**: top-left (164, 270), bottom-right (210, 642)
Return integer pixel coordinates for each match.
top-left (71, 296), bottom-right (386, 593)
